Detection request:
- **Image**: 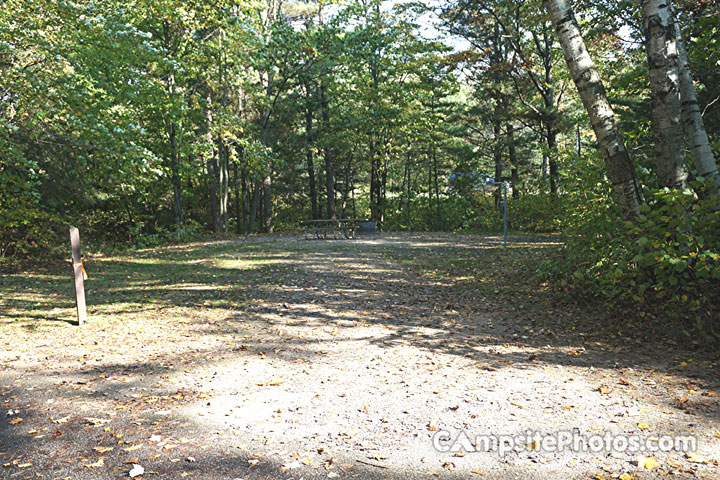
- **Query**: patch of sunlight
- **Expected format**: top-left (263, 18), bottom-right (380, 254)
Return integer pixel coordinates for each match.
top-left (1, 273), bottom-right (67, 281)
top-left (166, 284), bottom-right (232, 292)
top-left (213, 258), bottom-right (285, 270)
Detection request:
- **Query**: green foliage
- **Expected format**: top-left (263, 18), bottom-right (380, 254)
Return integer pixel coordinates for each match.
top-left (540, 157), bottom-right (720, 339)
top-left (509, 194), bottom-right (568, 233)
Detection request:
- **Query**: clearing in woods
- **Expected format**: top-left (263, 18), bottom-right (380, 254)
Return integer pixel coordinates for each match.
top-left (0, 233), bottom-right (718, 479)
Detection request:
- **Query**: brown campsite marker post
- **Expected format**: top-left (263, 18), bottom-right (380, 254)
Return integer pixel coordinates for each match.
top-left (69, 226), bottom-right (87, 325)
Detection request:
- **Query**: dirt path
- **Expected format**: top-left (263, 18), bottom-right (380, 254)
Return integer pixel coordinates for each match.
top-left (0, 233), bottom-right (718, 479)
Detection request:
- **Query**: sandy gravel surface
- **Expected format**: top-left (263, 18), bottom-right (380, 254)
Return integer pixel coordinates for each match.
top-left (0, 233), bottom-right (718, 479)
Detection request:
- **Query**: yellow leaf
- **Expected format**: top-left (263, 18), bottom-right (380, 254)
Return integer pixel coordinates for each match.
top-left (593, 475), bottom-right (606, 480)
top-left (17, 463), bottom-right (32, 468)
top-left (619, 474), bottom-right (635, 480)
top-left (471, 470), bottom-right (485, 475)
top-left (85, 458), bottom-right (104, 468)
top-left (301, 458), bottom-right (311, 465)
top-left (637, 456), bottom-right (660, 470)
top-left (93, 446), bottom-right (114, 453)
top-left (123, 444), bottom-right (144, 452)
top-left (685, 452), bottom-right (708, 464)
top-left (527, 440), bottom-right (540, 451)
top-left (637, 422), bottom-right (649, 430)
top-left (714, 432), bottom-right (720, 439)
top-left (9, 418), bottom-right (23, 425)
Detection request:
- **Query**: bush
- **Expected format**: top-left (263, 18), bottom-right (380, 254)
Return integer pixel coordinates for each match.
top-left (542, 176), bottom-right (720, 340)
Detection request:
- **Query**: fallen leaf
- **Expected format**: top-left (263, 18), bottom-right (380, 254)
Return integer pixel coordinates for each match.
top-left (85, 458), bottom-right (104, 468)
top-left (685, 452), bottom-right (708, 464)
top-left (129, 464), bottom-right (145, 477)
top-left (9, 418), bottom-right (23, 425)
top-left (123, 444), bottom-right (144, 452)
top-left (637, 456), bottom-right (660, 470)
top-left (93, 446), bottom-right (114, 453)
top-left (618, 474), bottom-right (635, 480)
top-left (637, 422), bottom-right (649, 430)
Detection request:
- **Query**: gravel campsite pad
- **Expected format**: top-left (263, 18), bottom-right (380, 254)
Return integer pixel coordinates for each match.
top-left (0, 233), bottom-right (718, 479)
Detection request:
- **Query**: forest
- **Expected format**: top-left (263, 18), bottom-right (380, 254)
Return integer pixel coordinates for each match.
top-left (1, 0), bottom-right (719, 335)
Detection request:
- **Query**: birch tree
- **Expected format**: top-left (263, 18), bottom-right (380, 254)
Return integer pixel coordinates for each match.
top-left (543, 0), bottom-right (643, 218)
top-left (673, 8), bottom-right (719, 188)
top-left (642, 0), bottom-right (687, 189)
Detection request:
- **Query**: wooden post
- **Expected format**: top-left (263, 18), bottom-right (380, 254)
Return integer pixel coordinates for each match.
top-left (69, 226), bottom-right (87, 326)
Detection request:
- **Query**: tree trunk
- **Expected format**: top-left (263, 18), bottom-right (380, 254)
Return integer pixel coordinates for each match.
top-left (164, 22), bottom-right (184, 227)
top-left (320, 82), bottom-right (336, 219)
top-left (249, 179), bottom-right (261, 234)
top-left (369, 135), bottom-right (379, 221)
top-left (233, 161), bottom-right (241, 234)
top-left (541, 30), bottom-right (559, 194)
top-left (208, 152), bottom-right (219, 232)
top-left (204, 89), bottom-right (219, 232)
top-left (432, 142), bottom-right (441, 221)
top-left (543, 0), bottom-right (642, 218)
top-left (576, 125), bottom-right (581, 156)
top-left (403, 148), bottom-right (411, 221)
top-left (673, 11), bottom-right (720, 187)
top-left (218, 141), bottom-right (229, 232)
top-left (380, 151), bottom-right (388, 223)
top-left (169, 121), bottom-right (185, 226)
top-left (305, 88), bottom-right (319, 219)
top-left (642, 0), bottom-right (688, 189)
top-left (241, 168), bottom-right (249, 234)
top-left (260, 108), bottom-right (273, 233)
top-left (493, 117), bottom-right (503, 210)
top-left (262, 165), bottom-right (272, 232)
top-left (547, 126), bottom-right (559, 193)
top-left (509, 125), bottom-right (520, 199)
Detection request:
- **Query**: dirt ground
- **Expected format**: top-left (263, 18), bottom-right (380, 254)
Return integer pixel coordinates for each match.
top-left (0, 233), bottom-right (718, 480)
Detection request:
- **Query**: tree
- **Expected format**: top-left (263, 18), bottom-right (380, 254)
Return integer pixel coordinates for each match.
top-left (642, 0), bottom-right (687, 189)
top-left (543, 0), bottom-right (643, 218)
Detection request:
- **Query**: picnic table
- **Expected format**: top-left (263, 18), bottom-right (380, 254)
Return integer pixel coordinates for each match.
top-left (302, 219), bottom-right (370, 240)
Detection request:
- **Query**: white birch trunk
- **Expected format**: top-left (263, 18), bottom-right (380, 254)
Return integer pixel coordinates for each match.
top-left (543, 0), bottom-right (642, 218)
top-left (642, 0), bottom-right (688, 189)
top-left (673, 10), bottom-right (720, 188)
